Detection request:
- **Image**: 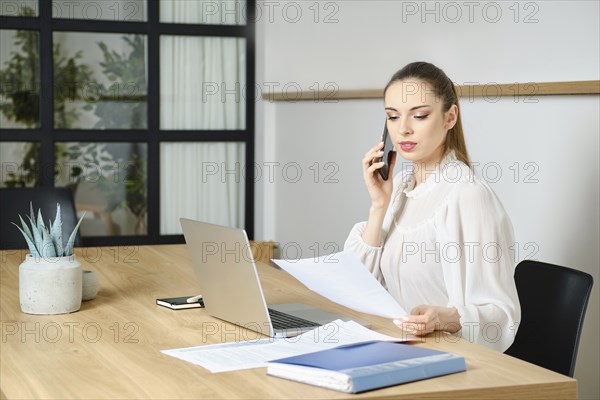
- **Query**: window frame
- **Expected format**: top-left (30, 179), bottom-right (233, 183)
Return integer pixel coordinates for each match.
top-left (0, 0), bottom-right (256, 245)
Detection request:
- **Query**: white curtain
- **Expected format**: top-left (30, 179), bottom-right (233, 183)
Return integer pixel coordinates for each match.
top-left (160, 0), bottom-right (245, 25)
top-left (160, 35), bottom-right (246, 130)
top-left (159, 1), bottom-right (247, 234)
top-left (160, 142), bottom-right (245, 234)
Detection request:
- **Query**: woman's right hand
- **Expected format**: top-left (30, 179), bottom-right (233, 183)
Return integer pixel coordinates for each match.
top-left (362, 141), bottom-right (397, 211)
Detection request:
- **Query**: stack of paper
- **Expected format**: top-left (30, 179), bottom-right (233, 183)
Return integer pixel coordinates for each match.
top-left (161, 320), bottom-right (406, 373)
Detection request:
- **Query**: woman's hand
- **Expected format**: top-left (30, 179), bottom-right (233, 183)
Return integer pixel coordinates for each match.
top-left (362, 142), bottom-right (396, 210)
top-left (360, 142), bottom-right (397, 247)
top-left (393, 305), bottom-right (461, 336)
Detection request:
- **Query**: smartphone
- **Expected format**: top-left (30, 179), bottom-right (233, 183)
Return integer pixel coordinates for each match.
top-left (377, 122), bottom-right (394, 180)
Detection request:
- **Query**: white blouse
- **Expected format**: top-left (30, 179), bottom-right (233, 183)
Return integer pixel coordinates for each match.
top-left (344, 150), bottom-right (521, 352)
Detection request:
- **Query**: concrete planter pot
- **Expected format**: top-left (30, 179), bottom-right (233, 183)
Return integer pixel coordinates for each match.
top-left (82, 270), bottom-right (100, 301)
top-left (19, 254), bottom-right (82, 315)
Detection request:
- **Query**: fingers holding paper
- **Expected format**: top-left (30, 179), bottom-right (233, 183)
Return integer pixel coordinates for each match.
top-left (393, 305), bottom-right (462, 336)
top-left (393, 314), bottom-right (437, 336)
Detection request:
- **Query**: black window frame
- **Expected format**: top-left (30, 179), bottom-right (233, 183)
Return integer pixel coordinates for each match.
top-left (0, 0), bottom-right (256, 246)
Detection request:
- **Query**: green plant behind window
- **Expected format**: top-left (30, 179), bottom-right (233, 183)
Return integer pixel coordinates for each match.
top-left (0, 7), bottom-right (94, 129)
top-left (84, 34), bottom-right (147, 129)
top-left (53, 43), bottom-right (94, 128)
top-left (0, 11), bottom-right (39, 127)
top-left (1, 12), bottom-right (148, 232)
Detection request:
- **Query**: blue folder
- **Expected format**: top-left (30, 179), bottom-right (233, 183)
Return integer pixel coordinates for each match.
top-left (267, 341), bottom-right (467, 393)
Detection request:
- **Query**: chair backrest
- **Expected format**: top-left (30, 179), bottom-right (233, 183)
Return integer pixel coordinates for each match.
top-left (505, 260), bottom-right (593, 377)
top-left (0, 187), bottom-right (82, 250)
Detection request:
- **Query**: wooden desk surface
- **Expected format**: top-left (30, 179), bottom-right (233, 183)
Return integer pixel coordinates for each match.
top-left (0, 245), bottom-right (576, 399)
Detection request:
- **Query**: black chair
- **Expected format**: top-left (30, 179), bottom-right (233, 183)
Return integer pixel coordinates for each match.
top-left (505, 260), bottom-right (593, 377)
top-left (0, 187), bottom-right (82, 250)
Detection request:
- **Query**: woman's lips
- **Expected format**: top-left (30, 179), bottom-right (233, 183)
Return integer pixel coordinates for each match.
top-left (399, 142), bottom-right (417, 152)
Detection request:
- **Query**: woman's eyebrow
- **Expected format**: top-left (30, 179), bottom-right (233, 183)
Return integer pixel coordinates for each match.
top-left (385, 105), bottom-right (432, 112)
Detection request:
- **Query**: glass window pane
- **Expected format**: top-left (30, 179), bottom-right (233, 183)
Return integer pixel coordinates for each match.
top-left (0, 29), bottom-right (40, 129)
top-left (160, 142), bottom-right (245, 234)
top-left (53, 32), bottom-right (148, 130)
top-left (55, 142), bottom-right (148, 236)
top-left (160, 36), bottom-right (245, 130)
top-left (160, 0), bottom-right (246, 25)
top-left (52, 0), bottom-right (146, 21)
top-left (0, 141), bottom-right (40, 187)
top-left (0, 1), bottom-right (38, 17)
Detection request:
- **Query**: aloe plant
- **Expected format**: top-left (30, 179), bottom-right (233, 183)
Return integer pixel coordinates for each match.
top-left (12, 203), bottom-right (85, 258)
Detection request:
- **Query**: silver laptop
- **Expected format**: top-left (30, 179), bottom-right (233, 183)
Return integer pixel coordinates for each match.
top-left (180, 218), bottom-right (365, 338)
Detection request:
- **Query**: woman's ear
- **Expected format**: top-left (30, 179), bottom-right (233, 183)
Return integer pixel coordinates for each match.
top-left (444, 104), bottom-right (458, 130)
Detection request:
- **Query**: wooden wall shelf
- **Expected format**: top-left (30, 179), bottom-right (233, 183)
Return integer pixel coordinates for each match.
top-left (261, 80), bottom-right (600, 102)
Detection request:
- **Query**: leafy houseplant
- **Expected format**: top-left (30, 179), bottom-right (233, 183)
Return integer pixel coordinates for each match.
top-left (14, 203), bottom-right (86, 315)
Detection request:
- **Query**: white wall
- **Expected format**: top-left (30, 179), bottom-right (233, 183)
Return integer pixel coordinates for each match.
top-left (255, 1), bottom-right (599, 398)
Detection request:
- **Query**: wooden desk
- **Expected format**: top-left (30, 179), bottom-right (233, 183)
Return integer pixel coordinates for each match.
top-left (0, 245), bottom-right (576, 399)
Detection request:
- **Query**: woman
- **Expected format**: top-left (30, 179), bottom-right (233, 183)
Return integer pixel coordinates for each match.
top-left (344, 62), bottom-right (520, 352)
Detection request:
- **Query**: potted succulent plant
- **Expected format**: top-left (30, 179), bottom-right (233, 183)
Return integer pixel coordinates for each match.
top-left (13, 203), bottom-right (85, 314)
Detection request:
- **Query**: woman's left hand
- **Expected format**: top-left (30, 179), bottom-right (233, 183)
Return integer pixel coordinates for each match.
top-left (393, 305), bottom-right (461, 336)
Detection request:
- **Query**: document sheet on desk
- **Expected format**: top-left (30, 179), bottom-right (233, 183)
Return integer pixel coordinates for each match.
top-left (272, 250), bottom-right (407, 319)
top-left (161, 320), bottom-right (404, 373)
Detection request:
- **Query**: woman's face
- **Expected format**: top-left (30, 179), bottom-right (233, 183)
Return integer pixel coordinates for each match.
top-left (384, 79), bottom-right (457, 166)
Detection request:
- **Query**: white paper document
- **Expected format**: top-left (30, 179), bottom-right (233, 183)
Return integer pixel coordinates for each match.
top-left (272, 250), bottom-right (407, 319)
top-left (161, 320), bottom-right (404, 373)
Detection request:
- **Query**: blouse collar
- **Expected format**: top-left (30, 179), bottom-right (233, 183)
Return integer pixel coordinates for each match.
top-left (403, 150), bottom-right (458, 199)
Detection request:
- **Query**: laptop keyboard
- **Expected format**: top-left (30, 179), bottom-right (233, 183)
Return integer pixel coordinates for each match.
top-left (267, 308), bottom-right (319, 330)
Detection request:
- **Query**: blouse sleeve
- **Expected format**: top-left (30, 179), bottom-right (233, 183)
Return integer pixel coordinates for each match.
top-left (343, 172), bottom-right (409, 284)
top-left (343, 221), bottom-right (385, 283)
top-left (436, 179), bottom-right (521, 352)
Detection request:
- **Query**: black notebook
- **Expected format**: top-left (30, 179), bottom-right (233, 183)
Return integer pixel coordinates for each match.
top-left (156, 296), bottom-right (204, 310)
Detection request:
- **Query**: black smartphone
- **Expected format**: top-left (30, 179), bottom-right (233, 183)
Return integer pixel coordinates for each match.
top-left (377, 122), bottom-right (394, 180)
